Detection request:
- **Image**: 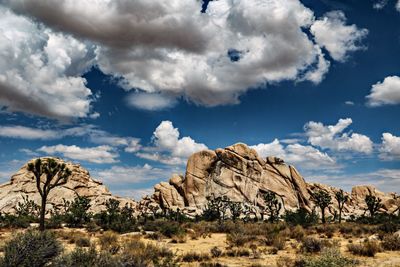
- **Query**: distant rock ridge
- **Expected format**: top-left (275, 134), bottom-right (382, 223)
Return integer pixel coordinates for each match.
top-left (0, 145), bottom-right (398, 219)
top-left (0, 157), bottom-right (136, 214)
top-left (140, 143), bottom-right (399, 218)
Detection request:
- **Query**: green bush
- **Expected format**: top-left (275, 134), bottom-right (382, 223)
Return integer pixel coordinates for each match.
top-left (381, 235), bottom-right (400, 250)
top-left (121, 239), bottom-right (175, 266)
top-left (300, 248), bottom-right (358, 267)
top-left (210, 246), bottom-right (222, 257)
top-left (181, 252), bottom-right (211, 262)
top-left (75, 237), bottom-right (91, 247)
top-left (301, 237), bottom-right (323, 253)
top-left (98, 231), bottom-right (120, 254)
top-left (283, 208), bottom-right (318, 227)
top-left (347, 241), bottom-right (381, 257)
top-left (94, 200), bottom-right (136, 233)
top-left (0, 230), bottom-right (62, 267)
top-left (51, 246), bottom-right (119, 267)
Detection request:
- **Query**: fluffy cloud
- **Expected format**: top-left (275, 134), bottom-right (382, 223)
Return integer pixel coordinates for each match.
top-left (251, 139), bottom-right (336, 169)
top-left (373, 0), bottom-right (388, 10)
top-left (366, 76), bottom-right (400, 107)
top-left (379, 133), bottom-right (400, 160)
top-left (1, 0), bottom-right (366, 111)
top-left (0, 7), bottom-right (95, 119)
top-left (94, 164), bottom-right (167, 184)
top-left (304, 118), bottom-right (373, 154)
top-left (397, 0), bottom-right (400, 11)
top-left (136, 121), bottom-right (207, 165)
top-left (0, 125), bottom-right (59, 139)
top-left (38, 144), bottom-right (118, 164)
top-left (310, 11), bottom-right (368, 62)
top-left (308, 169), bottom-right (400, 193)
top-left (126, 92), bottom-right (177, 111)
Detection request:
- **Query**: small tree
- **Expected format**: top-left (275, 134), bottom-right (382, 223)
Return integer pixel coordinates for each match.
top-left (335, 189), bottom-right (349, 223)
top-left (227, 201), bottom-right (242, 221)
top-left (261, 191), bottom-right (282, 223)
top-left (202, 195), bottom-right (228, 224)
top-left (312, 190), bottom-right (332, 224)
top-left (27, 158), bottom-right (72, 231)
top-left (365, 194), bottom-right (383, 219)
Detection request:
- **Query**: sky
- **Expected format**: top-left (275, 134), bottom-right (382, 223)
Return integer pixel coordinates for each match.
top-left (0, 0), bottom-right (399, 199)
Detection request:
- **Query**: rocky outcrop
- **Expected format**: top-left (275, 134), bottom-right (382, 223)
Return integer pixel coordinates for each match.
top-left (0, 157), bottom-right (136, 214)
top-left (143, 143), bottom-right (399, 218)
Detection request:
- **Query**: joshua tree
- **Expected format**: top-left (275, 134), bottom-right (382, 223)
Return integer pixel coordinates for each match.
top-left (312, 190), bottom-right (332, 224)
top-left (365, 194), bottom-right (383, 219)
top-left (27, 158), bottom-right (72, 231)
top-left (261, 191), bottom-right (282, 222)
top-left (335, 189), bottom-right (349, 223)
top-left (227, 201), bottom-right (242, 221)
top-left (203, 195), bottom-right (229, 224)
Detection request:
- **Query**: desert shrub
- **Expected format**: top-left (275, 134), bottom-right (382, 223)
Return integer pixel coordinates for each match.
top-left (63, 196), bottom-right (92, 228)
top-left (273, 234), bottom-right (286, 250)
top-left (378, 222), bottom-right (398, 234)
top-left (121, 239), bottom-right (175, 266)
top-left (290, 225), bottom-right (306, 241)
top-left (98, 231), bottom-right (120, 254)
top-left (381, 235), bottom-right (400, 250)
top-left (0, 230), bottom-right (62, 267)
top-left (142, 220), bottom-right (184, 238)
top-left (95, 200), bottom-right (136, 233)
top-left (226, 231), bottom-right (252, 247)
top-left (301, 237), bottom-right (323, 253)
top-left (300, 248), bottom-right (358, 267)
top-left (75, 237), bottom-right (91, 247)
top-left (0, 214), bottom-right (32, 228)
top-left (283, 208), bottom-right (318, 227)
top-left (225, 248), bottom-right (250, 257)
top-left (210, 246), bottom-right (222, 258)
top-left (347, 241), bottom-right (381, 257)
top-left (277, 256), bottom-right (296, 267)
top-left (51, 246), bottom-right (119, 267)
top-left (181, 252), bottom-right (211, 262)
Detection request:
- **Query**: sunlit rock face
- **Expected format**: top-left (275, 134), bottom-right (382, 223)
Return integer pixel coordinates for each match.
top-left (144, 143), bottom-right (398, 218)
top-left (0, 157), bottom-right (136, 214)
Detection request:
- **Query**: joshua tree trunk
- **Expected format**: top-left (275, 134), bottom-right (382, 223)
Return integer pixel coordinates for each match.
top-left (338, 209), bottom-right (342, 224)
top-left (39, 192), bottom-right (47, 231)
top-left (321, 208), bottom-right (326, 224)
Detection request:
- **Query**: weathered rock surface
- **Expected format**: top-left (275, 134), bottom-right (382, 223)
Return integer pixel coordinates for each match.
top-left (0, 157), bottom-right (136, 214)
top-left (142, 143), bottom-right (399, 218)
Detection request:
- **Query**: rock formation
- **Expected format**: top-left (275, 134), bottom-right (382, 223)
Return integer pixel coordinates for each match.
top-left (0, 157), bottom-right (136, 214)
top-left (1, 144), bottom-right (398, 220)
top-left (142, 143), bottom-right (399, 218)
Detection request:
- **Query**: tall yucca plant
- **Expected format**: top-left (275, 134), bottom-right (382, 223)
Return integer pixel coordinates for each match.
top-left (27, 158), bottom-right (72, 231)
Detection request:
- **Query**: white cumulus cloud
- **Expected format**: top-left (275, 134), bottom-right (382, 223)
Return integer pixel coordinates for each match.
top-left (126, 92), bottom-right (177, 111)
top-left (251, 139), bottom-right (336, 170)
top-left (366, 76), bottom-right (400, 107)
top-left (379, 133), bottom-right (400, 160)
top-left (310, 11), bottom-right (368, 62)
top-left (136, 120), bottom-right (207, 165)
top-left (304, 118), bottom-right (373, 154)
top-left (38, 144), bottom-right (119, 164)
top-left (0, 0), bottom-right (367, 111)
top-left (0, 6), bottom-right (96, 119)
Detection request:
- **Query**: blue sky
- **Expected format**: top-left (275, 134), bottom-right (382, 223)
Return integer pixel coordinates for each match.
top-left (0, 0), bottom-right (399, 199)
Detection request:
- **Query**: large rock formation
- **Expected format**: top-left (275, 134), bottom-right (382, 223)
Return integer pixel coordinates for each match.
top-left (0, 157), bottom-right (136, 214)
top-left (142, 143), bottom-right (399, 218)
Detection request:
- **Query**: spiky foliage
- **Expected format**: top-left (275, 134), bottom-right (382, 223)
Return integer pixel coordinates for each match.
top-left (261, 191), bottom-right (282, 223)
top-left (335, 189), bottom-right (349, 223)
top-left (312, 190), bottom-right (332, 224)
top-left (27, 158), bottom-right (72, 231)
top-left (202, 195), bottom-right (229, 224)
top-left (365, 194), bottom-right (383, 219)
top-left (227, 201), bottom-right (242, 221)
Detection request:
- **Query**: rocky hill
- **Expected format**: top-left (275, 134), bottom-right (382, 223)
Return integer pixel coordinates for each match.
top-left (0, 144), bottom-right (398, 219)
top-left (0, 157), bottom-right (136, 214)
top-left (140, 143), bottom-right (399, 218)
